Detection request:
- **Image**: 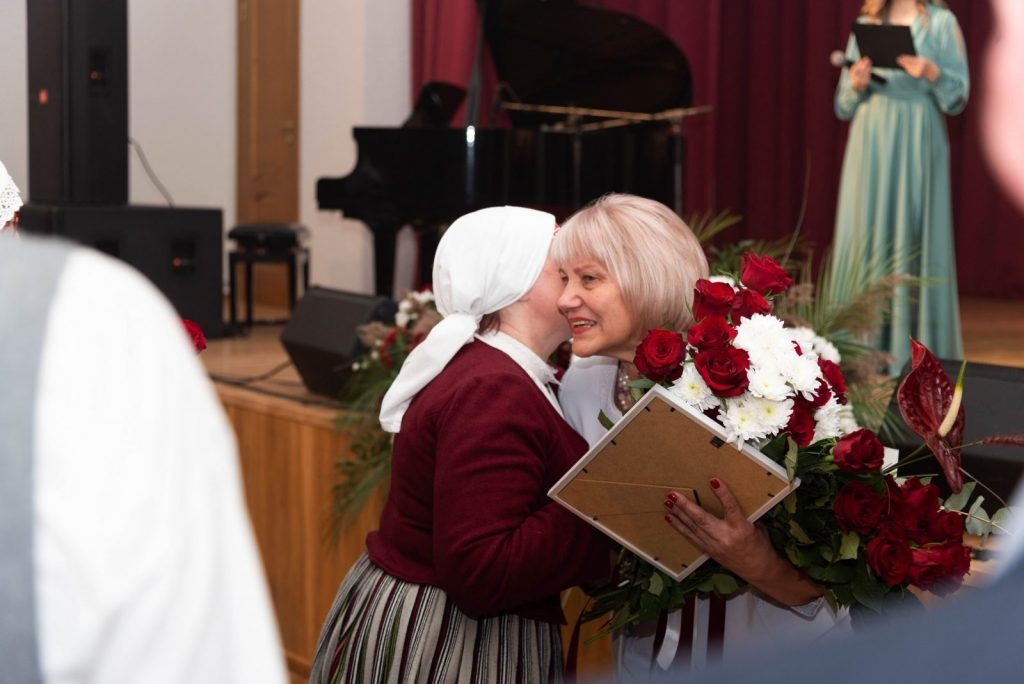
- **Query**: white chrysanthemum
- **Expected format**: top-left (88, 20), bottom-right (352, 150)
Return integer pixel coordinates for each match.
top-left (812, 336), bottom-right (841, 364)
top-left (721, 395), bottom-right (793, 444)
top-left (787, 353), bottom-right (823, 395)
top-left (734, 315), bottom-right (792, 368)
top-left (745, 365), bottom-right (791, 401)
top-left (668, 364), bottom-right (721, 412)
top-left (787, 326), bottom-right (817, 353)
top-left (837, 403), bottom-right (860, 435)
top-left (811, 397), bottom-right (845, 442)
top-left (736, 315), bottom-right (821, 395)
top-left (789, 326), bottom-right (842, 364)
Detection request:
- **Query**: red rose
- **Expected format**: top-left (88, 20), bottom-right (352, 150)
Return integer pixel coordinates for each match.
top-left (693, 346), bottom-right (750, 397)
top-left (890, 477), bottom-right (943, 543)
top-left (686, 316), bottom-right (736, 350)
top-left (731, 288), bottom-right (772, 321)
top-left (908, 543), bottom-right (972, 595)
top-left (693, 279), bottom-right (736, 321)
top-left (786, 404), bottom-right (817, 447)
top-left (634, 329), bottom-right (686, 383)
top-left (832, 428), bottom-right (885, 474)
top-left (926, 510), bottom-right (966, 544)
top-left (182, 319), bottom-right (206, 353)
top-left (739, 253), bottom-right (794, 296)
top-left (865, 532), bottom-right (913, 586)
top-left (818, 359), bottom-right (849, 405)
top-left (798, 378), bottom-right (833, 410)
top-left (834, 481), bottom-right (887, 535)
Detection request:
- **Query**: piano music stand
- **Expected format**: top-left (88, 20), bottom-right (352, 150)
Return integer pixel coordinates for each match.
top-left (501, 101), bottom-right (712, 215)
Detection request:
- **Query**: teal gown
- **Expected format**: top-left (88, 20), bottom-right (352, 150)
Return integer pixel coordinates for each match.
top-left (831, 5), bottom-right (969, 376)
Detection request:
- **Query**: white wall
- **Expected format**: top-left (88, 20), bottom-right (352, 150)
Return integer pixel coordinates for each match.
top-left (0, 0), bottom-right (410, 296)
top-left (127, 0), bottom-right (235, 229)
top-left (301, 0), bottom-right (412, 294)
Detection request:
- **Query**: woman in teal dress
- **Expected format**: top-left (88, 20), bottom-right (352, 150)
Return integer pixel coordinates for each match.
top-left (832, 0), bottom-right (969, 376)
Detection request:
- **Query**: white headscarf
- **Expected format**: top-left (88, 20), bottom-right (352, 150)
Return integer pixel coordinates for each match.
top-left (378, 205), bottom-right (556, 432)
top-left (0, 161), bottom-right (23, 226)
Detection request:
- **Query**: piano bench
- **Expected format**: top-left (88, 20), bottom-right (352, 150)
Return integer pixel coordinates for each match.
top-left (227, 223), bottom-right (310, 329)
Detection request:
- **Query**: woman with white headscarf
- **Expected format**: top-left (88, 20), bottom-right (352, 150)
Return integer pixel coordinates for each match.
top-left (310, 206), bottom-right (613, 684)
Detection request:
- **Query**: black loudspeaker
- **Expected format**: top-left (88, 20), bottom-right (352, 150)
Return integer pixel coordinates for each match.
top-left (883, 359), bottom-right (1024, 503)
top-left (281, 287), bottom-right (396, 398)
top-left (27, 0), bottom-right (129, 204)
top-left (19, 204), bottom-right (223, 337)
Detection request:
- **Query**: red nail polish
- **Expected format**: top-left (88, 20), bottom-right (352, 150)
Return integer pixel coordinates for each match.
top-left (710, 478), bottom-right (721, 490)
top-left (664, 498), bottom-right (674, 510)
top-left (665, 515), bottom-right (673, 523)
top-left (667, 492), bottom-right (678, 502)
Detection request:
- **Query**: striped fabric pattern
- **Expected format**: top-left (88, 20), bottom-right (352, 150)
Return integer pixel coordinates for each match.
top-left (310, 554), bottom-right (564, 684)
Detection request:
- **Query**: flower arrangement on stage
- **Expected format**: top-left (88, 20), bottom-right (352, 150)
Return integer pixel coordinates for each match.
top-left (582, 253), bottom-right (1019, 633)
top-left (331, 288), bottom-right (441, 525)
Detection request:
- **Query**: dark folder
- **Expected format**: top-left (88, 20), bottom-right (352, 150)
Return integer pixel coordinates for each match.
top-left (852, 23), bottom-right (916, 69)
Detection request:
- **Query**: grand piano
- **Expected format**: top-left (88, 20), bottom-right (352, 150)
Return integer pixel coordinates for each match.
top-left (317, 0), bottom-right (697, 296)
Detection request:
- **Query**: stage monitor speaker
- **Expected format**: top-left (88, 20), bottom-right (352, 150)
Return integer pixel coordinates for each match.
top-left (883, 358), bottom-right (1024, 503)
top-left (18, 204), bottom-right (224, 337)
top-left (281, 287), bottom-right (396, 399)
top-left (27, 0), bottom-right (129, 204)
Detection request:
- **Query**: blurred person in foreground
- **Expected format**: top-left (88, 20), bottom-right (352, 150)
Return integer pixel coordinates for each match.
top-left (0, 160), bottom-right (287, 683)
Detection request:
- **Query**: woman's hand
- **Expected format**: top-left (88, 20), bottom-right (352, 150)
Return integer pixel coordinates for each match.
top-left (664, 479), bottom-right (822, 606)
top-left (897, 54), bottom-right (940, 82)
top-left (663, 479), bottom-right (777, 581)
top-left (849, 56), bottom-right (873, 92)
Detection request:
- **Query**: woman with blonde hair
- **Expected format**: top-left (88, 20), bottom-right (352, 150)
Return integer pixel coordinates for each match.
top-left (555, 193), bottom-right (848, 681)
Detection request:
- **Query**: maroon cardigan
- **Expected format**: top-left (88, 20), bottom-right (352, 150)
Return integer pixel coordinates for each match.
top-left (367, 341), bottom-right (612, 624)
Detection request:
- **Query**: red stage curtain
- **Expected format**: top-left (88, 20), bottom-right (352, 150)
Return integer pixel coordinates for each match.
top-left (411, 0), bottom-right (1024, 297)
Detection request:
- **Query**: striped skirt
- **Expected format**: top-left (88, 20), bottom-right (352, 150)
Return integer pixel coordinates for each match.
top-left (310, 553), bottom-right (565, 684)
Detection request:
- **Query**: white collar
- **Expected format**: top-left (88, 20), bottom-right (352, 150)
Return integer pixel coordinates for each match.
top-left (476, 330), bottom-right (564, 418)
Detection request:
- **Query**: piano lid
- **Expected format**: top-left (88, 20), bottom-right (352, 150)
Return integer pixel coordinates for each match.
top-left (480, 0), bottom-right (693, 127)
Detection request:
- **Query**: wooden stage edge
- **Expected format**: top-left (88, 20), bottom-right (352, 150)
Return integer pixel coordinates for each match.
top-left (204, 295), bottom-right (1023, 683)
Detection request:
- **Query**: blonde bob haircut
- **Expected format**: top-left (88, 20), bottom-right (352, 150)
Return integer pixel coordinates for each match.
top-left (553, 193), bottom-right (709, 337)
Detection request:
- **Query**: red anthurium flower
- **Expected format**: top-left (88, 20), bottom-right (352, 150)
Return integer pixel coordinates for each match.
top-left (896, 339), bottom-right (965, 492)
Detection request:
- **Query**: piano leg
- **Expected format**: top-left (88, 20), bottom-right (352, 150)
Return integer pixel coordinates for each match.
top-left (372, 222), bottom-right (399, 297)
top-left (416, 224), bottom-right (442, 291)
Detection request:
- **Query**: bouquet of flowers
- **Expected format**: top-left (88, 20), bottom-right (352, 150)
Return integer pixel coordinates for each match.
top-left (584, 253), bottom-right (1017, 632)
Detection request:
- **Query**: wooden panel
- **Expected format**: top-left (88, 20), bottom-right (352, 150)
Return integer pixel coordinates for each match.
top-left (237, 0), bottom-right (300, 225)
top-left (218, 383), bottom-right (385, 680)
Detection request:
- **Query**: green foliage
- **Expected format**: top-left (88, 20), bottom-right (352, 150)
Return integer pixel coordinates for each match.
top-left (329, 343), bottom-right (405, 532)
